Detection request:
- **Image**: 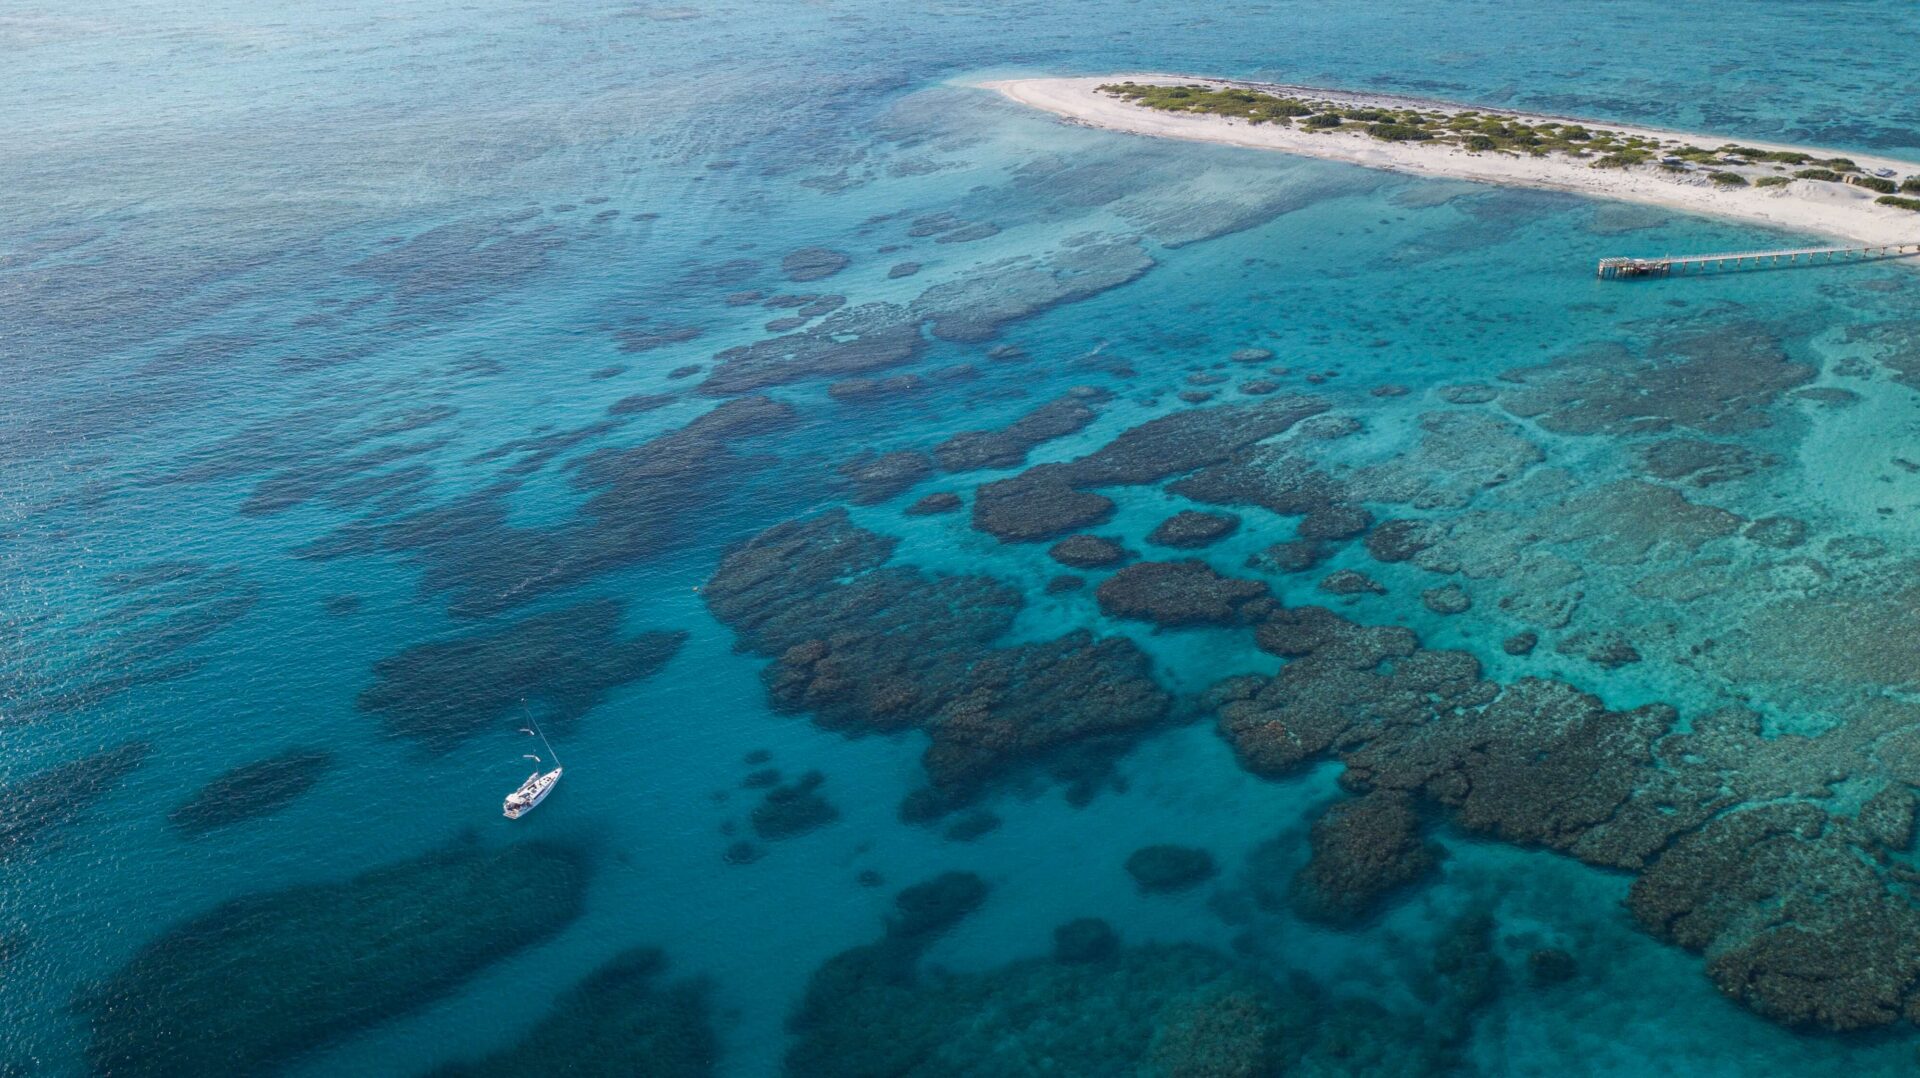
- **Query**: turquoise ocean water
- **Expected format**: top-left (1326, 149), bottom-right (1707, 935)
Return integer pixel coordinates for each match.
top-left (9, 1), bottom-right (1920, 1074)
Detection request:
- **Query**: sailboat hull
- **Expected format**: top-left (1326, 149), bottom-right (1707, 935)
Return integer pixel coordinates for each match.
top-left (503, 767), bottom-right (562, 819)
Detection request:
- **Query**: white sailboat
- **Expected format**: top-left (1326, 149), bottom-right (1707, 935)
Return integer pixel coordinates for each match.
top-left (503, 710), bottom-right (563, 819)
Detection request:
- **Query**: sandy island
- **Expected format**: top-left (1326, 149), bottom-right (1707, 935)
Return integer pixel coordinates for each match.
top-left (984, 75), bottom-right (1920, 249)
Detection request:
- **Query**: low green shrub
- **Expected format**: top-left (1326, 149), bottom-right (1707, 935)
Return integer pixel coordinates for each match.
top-left (1709, 171), bottom-right (1748, 186)
top-left (1366, 122), bottom-right (1430, 142)
top-left (1903, 177), bottom-right (1920, 193)
top-left (1794, 168), bottom-right (1841, 182)
top-left (1876, 195), bottom-right (1920, 211)
top-left (1852, 175), bottom-right (1898, 194)
top-left (1753, 176), bottom-right (1791, 187)
top-left (1464, 134), bottom-right (1497, 152)
top-left (1303, 113), bottom-right (1343, 128)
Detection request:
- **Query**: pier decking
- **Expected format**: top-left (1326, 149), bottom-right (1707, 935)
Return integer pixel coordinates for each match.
top-left (1598, 243), bottom-right (1920, 279)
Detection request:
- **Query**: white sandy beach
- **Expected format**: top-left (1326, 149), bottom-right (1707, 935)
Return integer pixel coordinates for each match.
top-left (984, 75), bottom-right (1920, 248)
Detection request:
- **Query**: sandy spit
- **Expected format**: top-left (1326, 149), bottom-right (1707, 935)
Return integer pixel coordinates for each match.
top-left (982, 75), bottom-right (1920, 249)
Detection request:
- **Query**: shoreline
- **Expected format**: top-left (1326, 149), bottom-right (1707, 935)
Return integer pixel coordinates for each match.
top-left (981, 75), bottom-right (1920, 249)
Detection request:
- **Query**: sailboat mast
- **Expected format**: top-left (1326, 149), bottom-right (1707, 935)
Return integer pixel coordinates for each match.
top-left (520, 702), bottom-right (560, 766)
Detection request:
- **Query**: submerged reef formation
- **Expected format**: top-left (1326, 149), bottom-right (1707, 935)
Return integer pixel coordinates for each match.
top-left (430, 948), bottom-right (716, 1078)
top-left (787, 873), bottom-right (1501, 1076)
top-left (1049, 534), bottom-right (1130, 568)
top-left (1210, 571), bottom-right (1920, 1031)
top-left (168, 748), bottom-right (333, 835)
top-left (81, 841), bottom-right (589, 1076)
top-left (704, 510), bottom-right (1168, 814)
top-left (358, 599), bottom-right (684, 750)
top-left (1, 742), bottom-right (150, 863)
top-left (1290, 791), bottom-right (1439, 925)
top-left (750, 770), bottom-right (841, 840)
top-left (1496, 325), bottom-right (1812, 436)
top-left (1096, 561), bottom-right (1271, 626)
top-left (6, 560), bottom-right (258, 725)
top-left (1146, 509), bottom-right (1240, 548)
top-left (1125, 844), bottom-right (1218, 893)
top-left (971, 395), bottom-right (1328, 542)
top-left (932, 393), bottom-right (1106, 472)
top-left (299, 394), bottom-right (803, 619)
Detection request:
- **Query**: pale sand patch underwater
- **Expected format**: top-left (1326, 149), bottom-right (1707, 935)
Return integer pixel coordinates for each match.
top-left (983, 75), bottom-right (1920, 248)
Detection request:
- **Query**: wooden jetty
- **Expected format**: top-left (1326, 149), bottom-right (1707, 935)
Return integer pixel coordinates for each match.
top-left (1597, 242), bottom-right (1920, 279)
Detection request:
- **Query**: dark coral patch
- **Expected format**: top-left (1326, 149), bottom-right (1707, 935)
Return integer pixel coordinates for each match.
top-left (1636, 438), bottom-right (1776, 486)
top-left (910, 240), bottom-right (1152, 343)
top-left (1290, 791), bottom-right (1439, 925)
top-left (705, 511), bottom-right (1167, 811)
top-left (358, 600), bottom-right (684, 750)
top-left (700, 304), bottom-right (923, 396)
top-left (973, 469), bottom-right (1116, 542)
top-left (1048, 534), bottom-right (1129, 569)
top-left (1097, 561), bottom-right (1271, 627)
top-left (1052, 918), bottom-right (1119, 963)
top-left (973, 396), bottom-right (1328, 543)
top-left (786, 872), bottom-right (1497, 1077)
top-left (1125, 844), bottom-right (1217, 893)
top-left (750, 770), bottom-right (840, 840)
top-left (904, 491), bottom-right (962, 516)
top-left (932, 394), bottom-right (1105, 472)
top-left (1498, 324), bottom-right (1812, 436)
top-left (429, 947), bottom-right (717, 1078)
top-left (82, 841), bottom-right (589, 1077)
top-left (169, 749), bottom-right (333, 835)
top-left (1, 742), bottom-right (150, 863)
top-left (781, 247), bottom-right (851, 282)
top-left (1146, 510), bottom-right (1240, 549)
top-left (838, 449), bottom-right (933, 505)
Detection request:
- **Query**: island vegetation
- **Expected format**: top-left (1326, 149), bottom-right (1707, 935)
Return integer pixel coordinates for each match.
top-left (1095, 82), bottom-right (1899, 193)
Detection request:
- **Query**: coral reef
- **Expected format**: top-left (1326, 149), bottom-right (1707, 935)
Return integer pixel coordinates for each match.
top-left (750, 770), bottom-right (840, 840)
top-left (1289, 791), bottom-right (1439, 925)
top-left (1528, 948), bottom-right (1578, 986)
top-left (1497, 325), bottom-right (1811, 436)
top-left (787, 873), bottom-right (1497, 1077)
top-left (911, 241), bottom-right (1154, 342)
top-left (357, 600), bottom-right (684, 750)
top-left (932, 394), bottom-right (1105, 472)
top-left (700, 303), bottom-right (924, 395)
top-left (973, 396), bottom-right (1328, 542)
top-left (1049, 534), bottom-right (1130, 569)
top-left (839, 449), bottom-right (933, 504)
top-left (82, 841), bottom-right (589, 1076)
top-left (1351, 412), bottom-right (1542, 509)
top-left (1096, 561), bottom-right (1271, 626)
top-left (168, 748), bottom-right (333, 835)
top-left (781, 247), bottom-right (850, 282)
top-left (706, 511), bottom-right (1167, 811)
top-left (1146, 510), bottom-right (1240, 549)
top-left (1, 742), bottom-right (150, 863)
top-left (1125, 844), bottom-right (1217, 893)
top-left (1053, 918), bottom-right (1120, 964)
top-left (1636, 437), bottom-right (1777, 486)
top-left (429, 948), bottom-right (716, 1078)
top-left (1318, 568), bottom-right (1385, 596)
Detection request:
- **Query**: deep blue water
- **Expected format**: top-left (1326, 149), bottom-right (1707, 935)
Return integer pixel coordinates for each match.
top-left (9, 2), bottom-right (1920, 1075)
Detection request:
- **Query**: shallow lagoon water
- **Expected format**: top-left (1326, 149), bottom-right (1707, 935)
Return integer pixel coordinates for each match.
top-left (9, 1), bottom-right (1920, 1075)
